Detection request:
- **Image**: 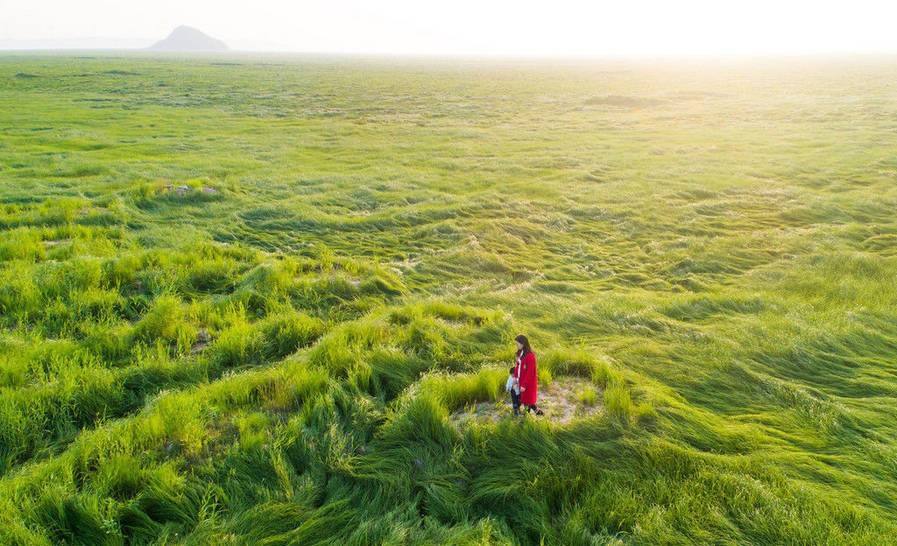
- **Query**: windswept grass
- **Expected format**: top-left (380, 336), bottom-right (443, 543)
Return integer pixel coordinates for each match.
top-left (1, 53), bottom-right (896, 544)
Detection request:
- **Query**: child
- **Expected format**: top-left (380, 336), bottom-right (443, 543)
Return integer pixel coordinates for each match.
top-left (506, 366), bottom-right (521, 416)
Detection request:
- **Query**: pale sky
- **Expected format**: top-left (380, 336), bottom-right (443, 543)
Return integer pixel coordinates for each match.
top-left (2, 0), bottom-right (897, 56)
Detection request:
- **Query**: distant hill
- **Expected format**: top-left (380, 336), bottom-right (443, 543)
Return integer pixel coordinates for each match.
top-left (149, 26), bottom-right (228, 52)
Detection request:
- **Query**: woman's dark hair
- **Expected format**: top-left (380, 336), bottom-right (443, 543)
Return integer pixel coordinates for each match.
top-left (515, 334), bottom-right (532, 355)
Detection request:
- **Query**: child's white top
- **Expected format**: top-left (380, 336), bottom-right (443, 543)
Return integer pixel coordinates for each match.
top-left (505, 375), bottom-right (520, 394)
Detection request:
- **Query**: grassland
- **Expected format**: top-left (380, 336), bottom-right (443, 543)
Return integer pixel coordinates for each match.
top-left (1, 52), bottom-right (896, 544)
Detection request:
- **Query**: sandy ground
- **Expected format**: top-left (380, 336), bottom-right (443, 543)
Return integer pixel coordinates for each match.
top-left (450, 376), bottom-right (603, 427)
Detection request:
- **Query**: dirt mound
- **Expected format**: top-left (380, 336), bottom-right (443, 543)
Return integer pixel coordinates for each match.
top-left (450, 376), bottom-right (602, 426)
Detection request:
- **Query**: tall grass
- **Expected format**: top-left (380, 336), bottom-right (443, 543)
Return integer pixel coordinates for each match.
top-left (1, 54), bottom-right (896, 544)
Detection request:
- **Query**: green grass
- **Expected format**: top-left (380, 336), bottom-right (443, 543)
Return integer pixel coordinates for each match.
top-left (576, 388), bottom-right (598, 407)
top-left (1, 52), bottom-right (896, 544)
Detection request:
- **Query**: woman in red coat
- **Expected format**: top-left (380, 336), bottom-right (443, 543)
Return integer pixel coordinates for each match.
top-left (514, 334), bottom-right (543, 416)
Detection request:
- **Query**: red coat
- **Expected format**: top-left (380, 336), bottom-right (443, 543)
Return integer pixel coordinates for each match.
top-left (515, 351), bottom-right (538, 405)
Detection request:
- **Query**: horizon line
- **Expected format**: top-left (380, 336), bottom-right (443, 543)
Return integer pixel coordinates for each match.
top-left (4, 47), bottom-right (897, 62)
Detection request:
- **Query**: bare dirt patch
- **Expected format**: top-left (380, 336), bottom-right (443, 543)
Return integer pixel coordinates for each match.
top-left (163, 184), bottom-right (220, 196)
top-left (450, 376), bottom-right (602, 427)
top-left (585, 95), bottom-right (667, 108)
top-left (190, 329), bottom-right (212, 354)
